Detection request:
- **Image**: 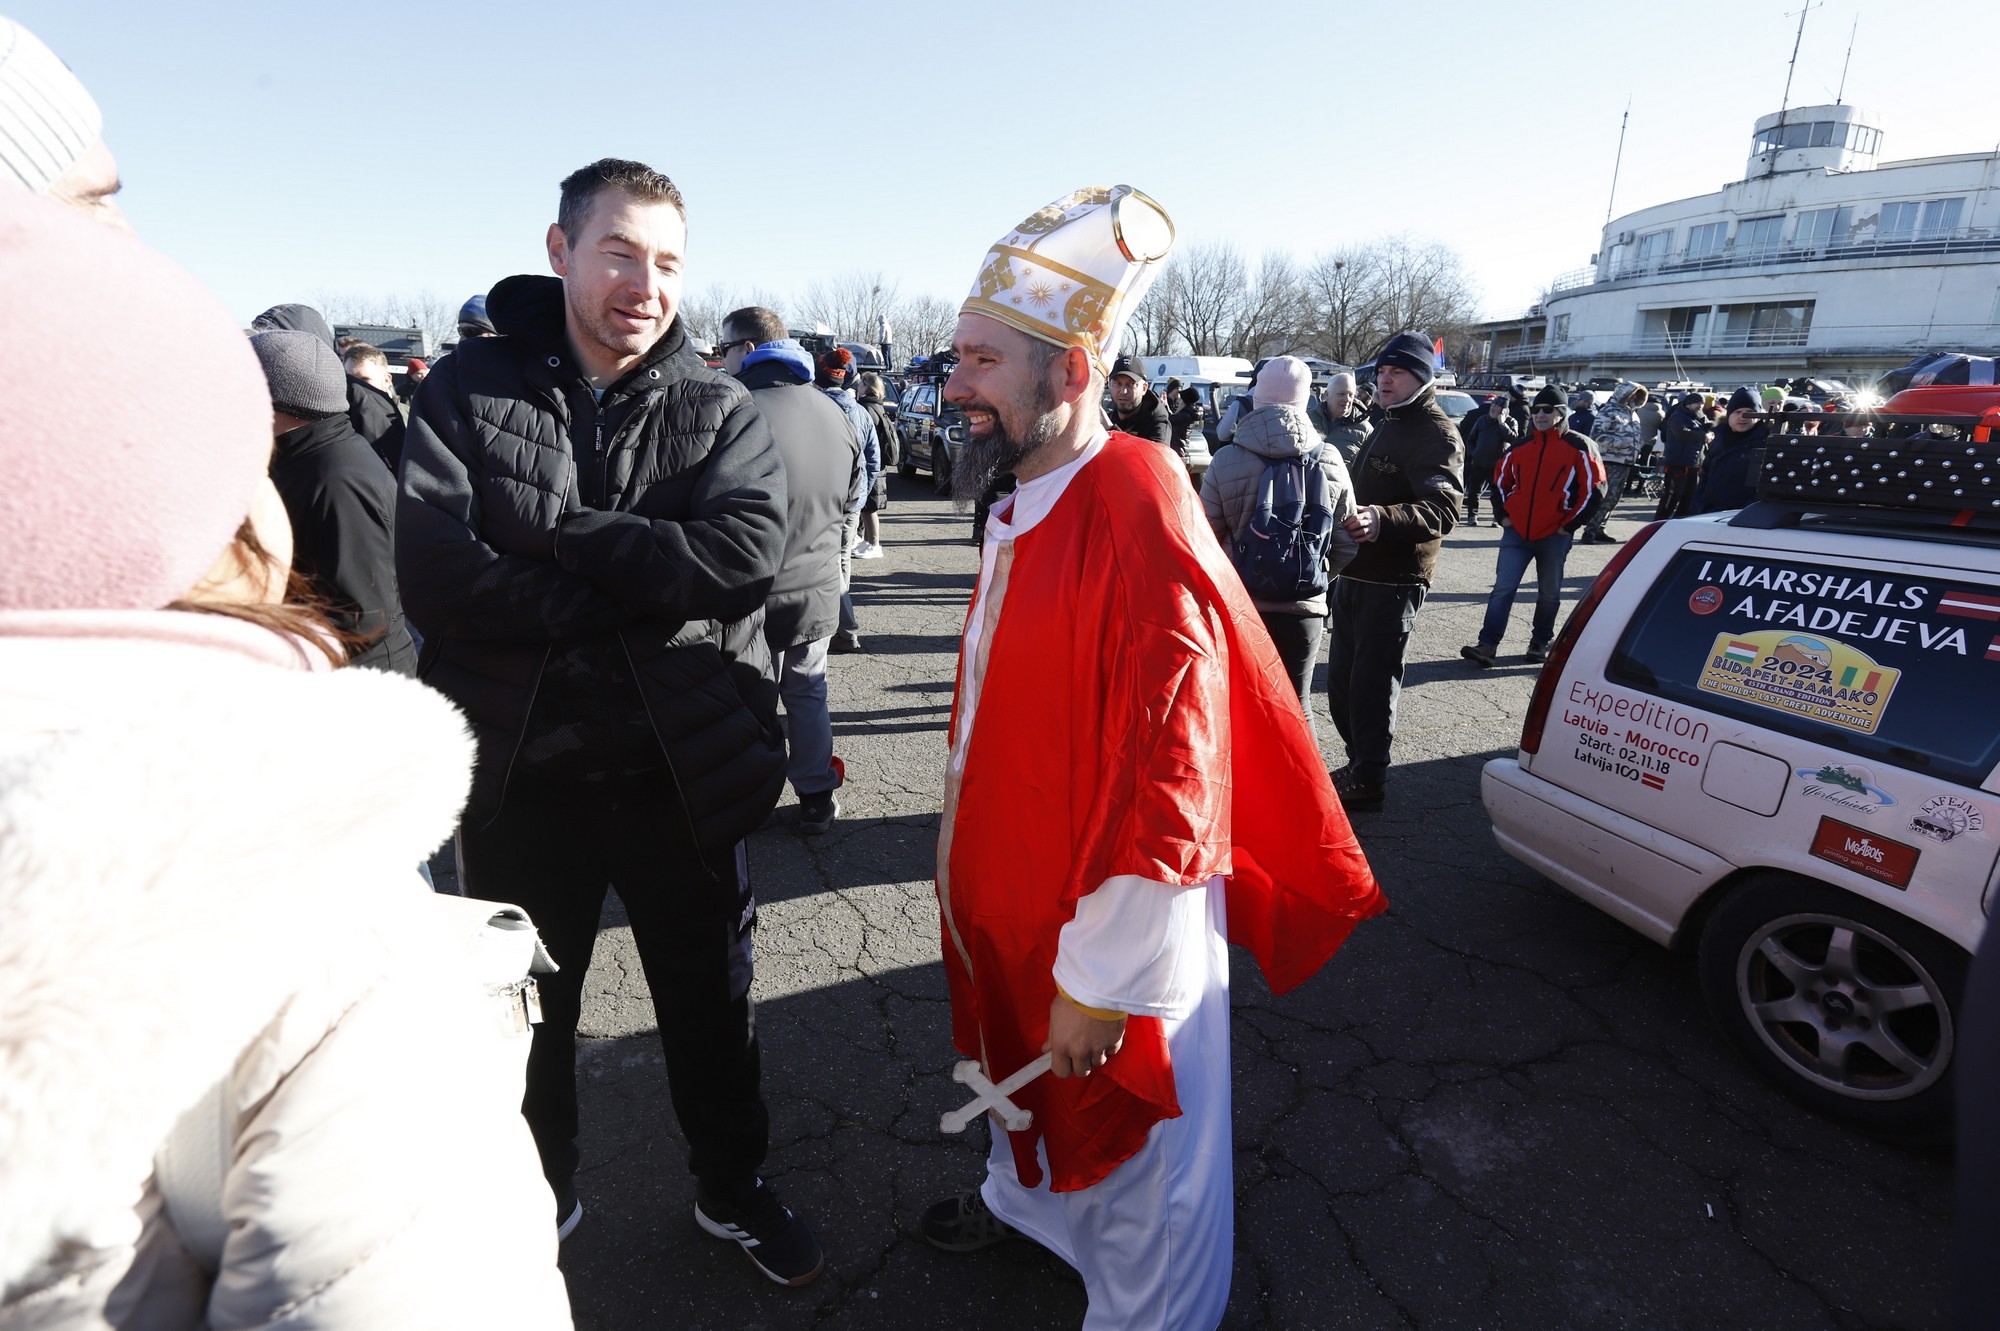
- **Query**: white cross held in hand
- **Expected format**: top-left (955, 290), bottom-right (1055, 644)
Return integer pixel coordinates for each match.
top-left (939, 1052), bottom-right (1054, 1134)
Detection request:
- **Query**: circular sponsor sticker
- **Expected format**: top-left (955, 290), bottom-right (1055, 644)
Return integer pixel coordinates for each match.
top-left (1689, 585), bottom-right (1724, 616)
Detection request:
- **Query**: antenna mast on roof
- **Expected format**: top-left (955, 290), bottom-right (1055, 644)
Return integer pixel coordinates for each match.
top-left (1605, 99), bottom-right (1631, 226)
top-left (1835, 13), bottom-right (1858, 104)
top-left (1777, 1), bottom-right (1822, 127)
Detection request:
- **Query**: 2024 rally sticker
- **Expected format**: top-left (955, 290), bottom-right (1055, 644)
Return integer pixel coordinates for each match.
top-left (1696, 630), bottom-right (1901, 735)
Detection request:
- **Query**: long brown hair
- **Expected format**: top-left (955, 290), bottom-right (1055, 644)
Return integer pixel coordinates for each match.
top-left (167, 519), bottom-right (364, 668)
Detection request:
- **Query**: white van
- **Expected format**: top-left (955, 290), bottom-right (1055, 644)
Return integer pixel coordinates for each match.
top-left (1482, 398), bottom-right (2000, 1135)
top-left (1138, 355), bottom-right (1253, 386)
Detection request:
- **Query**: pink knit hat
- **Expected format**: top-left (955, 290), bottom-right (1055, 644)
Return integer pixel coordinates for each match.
top-left (0, 189), bottom-right (272, 610)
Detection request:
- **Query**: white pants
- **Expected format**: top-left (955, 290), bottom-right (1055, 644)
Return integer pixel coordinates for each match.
top-left (982, 888), bottom-right (1233, 1330)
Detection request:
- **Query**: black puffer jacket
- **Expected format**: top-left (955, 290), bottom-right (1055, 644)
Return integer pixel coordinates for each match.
top-left (346, 377), bottom-right (406, 474)
top-left (396, 275), bottom-right (788, 858)
top-left (269, 413), bottom-right (418, 675)
top-left (1341, 386), bottom-right (1465, 586)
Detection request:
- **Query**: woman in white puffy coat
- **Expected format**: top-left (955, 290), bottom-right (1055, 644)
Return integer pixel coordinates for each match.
top-left (0, 188), bottom-right (571, 1329)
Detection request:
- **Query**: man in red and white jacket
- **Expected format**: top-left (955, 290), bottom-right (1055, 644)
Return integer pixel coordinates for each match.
top-left (1460, 384), bottom-right (1606, 665)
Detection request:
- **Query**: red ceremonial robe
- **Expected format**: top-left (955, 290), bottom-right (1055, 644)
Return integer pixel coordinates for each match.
top-left (937, 432), bottom-right (1387, 1193)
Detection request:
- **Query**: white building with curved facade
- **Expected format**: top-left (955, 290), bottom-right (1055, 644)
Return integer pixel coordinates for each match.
top-left (1481, 104), bottom-right (2000, 388)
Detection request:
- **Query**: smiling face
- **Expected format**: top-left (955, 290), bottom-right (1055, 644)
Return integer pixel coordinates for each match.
top-left (546, 188), bottom-right (686, 384)
top-left (943, 313), bottom-right (1078, 499)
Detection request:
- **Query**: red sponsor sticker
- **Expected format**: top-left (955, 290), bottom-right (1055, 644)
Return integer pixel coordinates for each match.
top-left (1810, 816), bottom-right (1920, 889)
top-left (1688, 585), bottom-right (1724, 616)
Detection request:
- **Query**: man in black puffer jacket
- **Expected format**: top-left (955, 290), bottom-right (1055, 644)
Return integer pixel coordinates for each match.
top-left (1325, 331), bottom-right (1465, 812)
top-left (396, 159), bottom-right (823, 1286)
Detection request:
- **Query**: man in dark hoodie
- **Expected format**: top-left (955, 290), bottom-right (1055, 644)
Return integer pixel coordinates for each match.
top-left (1693, 386), bottom-right (1769, 514)
top-left (248, 329), bottom-right (417, 674)
top-left (1654, 390), bottom-right (1711, 519)
top-left (1107, 354), bottom-right (1172, 445)
top-left (395, 159), bottom-right (822, 1286)
top-left (1325, 330), bottom-right (1464, 811)
top-left (722, 306), bottom-right (860, 835)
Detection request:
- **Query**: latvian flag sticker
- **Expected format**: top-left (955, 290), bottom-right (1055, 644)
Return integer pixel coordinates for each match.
top-left (1937, 589), bottom-right (2000, 621)
top-left (1722, 640), bottom-right (1760, 665)
top-left (1641, 772), bottom-right (1667, 791)
top-left (1988, 634), bottom-right (2000, 663)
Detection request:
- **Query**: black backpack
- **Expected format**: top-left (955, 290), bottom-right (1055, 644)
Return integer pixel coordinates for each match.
top-left (1228, 446), bottom-right (1335, 601)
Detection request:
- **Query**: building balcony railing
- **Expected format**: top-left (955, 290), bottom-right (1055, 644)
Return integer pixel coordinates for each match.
top-left (1548, 225), bottom-right (2000, 294)
top-left (1489, 319), bottom-right (1994, 368)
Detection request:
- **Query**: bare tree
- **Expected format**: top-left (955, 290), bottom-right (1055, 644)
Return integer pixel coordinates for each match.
top-left (1228, 251), bottom-right (1309, 360)
top-left (1294, 236), bottom-right (1481, 368)
top-left (1173, 241), bottom-right (1247, 357)
top-left (795, 271), bottom-right (900, 344)
top-left (891, 292), bottom-right (959, 361)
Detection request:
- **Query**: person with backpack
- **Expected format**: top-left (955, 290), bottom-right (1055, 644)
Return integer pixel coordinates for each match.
top-left (1460, 385), bottom-right (1606, 667)
top-left (1201, 356), bottom-right (1358, 730)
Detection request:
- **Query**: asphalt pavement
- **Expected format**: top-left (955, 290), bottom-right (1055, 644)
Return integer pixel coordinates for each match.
top-left (492, 472), bottom-right (1951, 1330)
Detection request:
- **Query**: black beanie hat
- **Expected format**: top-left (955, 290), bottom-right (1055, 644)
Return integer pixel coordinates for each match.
top-left (1374, 330), bottom-right (1436, 385)
top-left (1727, 386), bottom-right (1760, 414)
top-left (1531, 384), bottom-right (1566, 414)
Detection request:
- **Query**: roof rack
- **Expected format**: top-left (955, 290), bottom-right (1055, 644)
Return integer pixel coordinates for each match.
top-left (1751, 410), bottom-right (1998, 528)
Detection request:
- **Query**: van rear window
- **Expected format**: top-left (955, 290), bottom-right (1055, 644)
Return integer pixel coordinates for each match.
top-left (1606, 549), bottom-right (2000, 787)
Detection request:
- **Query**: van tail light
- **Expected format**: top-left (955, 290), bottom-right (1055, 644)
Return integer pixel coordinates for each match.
top-left (1521, 521), bottom-right (1666, 754)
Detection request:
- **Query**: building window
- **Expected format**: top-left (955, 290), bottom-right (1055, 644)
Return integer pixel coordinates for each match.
top-left (1552, 314), bottom-right (1571, 342)
top-left (1685, 221), bottom-right (1727, 260)
top-left (1919, 197), bottom-right (1965, 238)
top-left (1635, 230), bottom-right (1672, 268)
top-left (1738, 216), bottom-right (1786, 257)
top-left (1794, 207), bottom-right (1852, 249)
top-left (1880, 202), bottom-right (1920, 239)
top-left (1641, 306), bottom-right (1710, 350)
top-left (1718, 300), bottom-right (1814, 349)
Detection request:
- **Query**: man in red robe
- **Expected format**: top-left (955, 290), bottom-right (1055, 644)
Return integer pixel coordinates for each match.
top-left (921, 185), bottom-right (1387, 1329)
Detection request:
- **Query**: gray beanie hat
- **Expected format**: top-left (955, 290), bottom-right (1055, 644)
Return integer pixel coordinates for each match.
top-left (0, 18), bottom-right (103, 194)
top-left (249, 330), bottom-right (348, 419)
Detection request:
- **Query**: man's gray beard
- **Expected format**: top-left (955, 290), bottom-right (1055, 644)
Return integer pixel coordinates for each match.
top-left (951, 400), bottom-right (1062, 506)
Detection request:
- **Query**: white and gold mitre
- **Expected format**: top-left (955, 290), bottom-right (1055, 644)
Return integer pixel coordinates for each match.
top-left (958, 185), bottom-right (1175, 372)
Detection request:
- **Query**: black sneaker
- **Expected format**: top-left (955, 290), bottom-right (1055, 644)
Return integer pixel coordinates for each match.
top-left (921, 1188), bottom-right (1015, 1253)
top-left (798, 790), bottom-right (838, 835)
top-left (1459, 643), bottom-right (1497, 668)
top-left (1595, 531), bottom-right (1624, 545)
top-left (1524, 643), bottom-right (1551, 664)
top-left (1462, 512), bottom-right (1481, 527)
top-left (1330, 766), bottom-right (1386, 812)
top-left (696, 1178), bottom-right (824, 1287)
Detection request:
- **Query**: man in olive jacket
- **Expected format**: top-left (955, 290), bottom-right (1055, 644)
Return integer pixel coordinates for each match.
top-left (396, 159), bottom-right (824, 1287)
top-left (1325, 331), bottom-right (1465, 811)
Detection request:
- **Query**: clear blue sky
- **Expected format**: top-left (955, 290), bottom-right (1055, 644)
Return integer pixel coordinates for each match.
top-left (18, 0), bottom-right (1995, 324)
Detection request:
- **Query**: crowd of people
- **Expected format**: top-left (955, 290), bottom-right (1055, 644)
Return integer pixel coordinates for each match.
top-left (0, 15), bottom-right (1927, 1331)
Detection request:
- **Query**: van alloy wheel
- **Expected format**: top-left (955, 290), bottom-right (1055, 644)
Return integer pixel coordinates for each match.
top-left (1698, 872), bottom-right (1966, 1137)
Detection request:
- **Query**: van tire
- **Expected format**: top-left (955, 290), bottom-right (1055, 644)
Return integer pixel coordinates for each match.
top-left (1697, 871), bottom-right (1966, 1139)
